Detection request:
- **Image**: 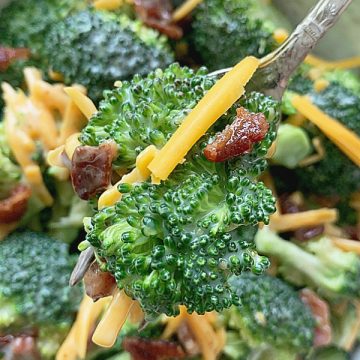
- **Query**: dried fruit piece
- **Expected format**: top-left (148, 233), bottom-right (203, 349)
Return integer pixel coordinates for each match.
top-left (71, 143), bottom-right (115, 200)
top-left (204, 107), bottom-right (269, 162)
top-left (0, 184), bottom-right (31, 224)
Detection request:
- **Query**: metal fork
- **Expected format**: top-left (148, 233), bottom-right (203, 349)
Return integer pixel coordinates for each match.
top-left (210, 0), bottom-right (353, 101)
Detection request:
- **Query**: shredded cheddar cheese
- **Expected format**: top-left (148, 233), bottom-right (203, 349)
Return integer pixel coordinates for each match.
top-left (305, 54), bottom-right (360, 69)
top-left (64, 133), bottom-right (82, 160)
top-left (273, 28), bottom-right (289, 44)
top-left (299, 137), bottom-right (325, 167)
top-left (56, 295), bottom-right (111, 360)
top-left (92, 290), bottom-right (134, 348)
top-left (98, 145), bottom-right (158, 209)
top-left (292, 95), bottom-right (360, 167)
top-left (313, 78), bottom-right (330, 92)
top-left (64, 87), bottom-right (97, 120)
top-left (331, 237), bottom-right (360, 255)
top-left (172, 0), bottom-right (203, 22)
top-left (270, 208), bottom-right (338, 232)
top-left (148, 56), bottom-right (260, 181)
top-left (93, 0), bottom-right (122, 9)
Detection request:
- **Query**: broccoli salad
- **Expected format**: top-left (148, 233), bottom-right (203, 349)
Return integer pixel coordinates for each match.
top-left (0, 0), bottom-right (359, 359)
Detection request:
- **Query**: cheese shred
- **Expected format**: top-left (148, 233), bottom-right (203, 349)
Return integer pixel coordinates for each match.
top-left (305, 54), bottom-right (360, 70)
top-left (172, 0), bottom-right (203, 22)
top-left (292, 95), bottom-right (360, 167)
top-left (270, 208), bottom-right (338, 232)
top-left (92, 290), bottom-right (134, 348)
top-left (148, 56), bottom-right (260, 181)
top-left (64, 86), bottom-right (97, 120)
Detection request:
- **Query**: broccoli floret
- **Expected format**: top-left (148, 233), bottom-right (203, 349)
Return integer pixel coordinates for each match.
top-left (0, 123), bottom-right (21, 198)
top-left (189, 0), bottom-right (287, 70)
top-left (81, 64), bottom-right (279, 172)
top-left (256, 228), bottom-right (360, 298)
top-left (227, 273), bottom-right (315, 357)
top-left (43, 10), bottom-right (174, 102)
top-left (0, 231), bottom-right (82, 357)
top-left (294, 82), bottom-right (360, 197)
top-left (0, 0), bottom-right (84, 54)
top-left (83, 65), bottom-right (280, 319)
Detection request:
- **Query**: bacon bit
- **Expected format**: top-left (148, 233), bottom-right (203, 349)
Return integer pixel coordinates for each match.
top-left (176, 322), bottom-right (200, 356)
top-left (300, 288), bottom-right (332, 348)
top-left (204, 107), bottom-right (269, 162)
top-left (0, 184), bottom-right (32, 224)
top-left (0, 47), bottom-right (30, 72)
top-left (134, 0), bottom-right (183, 39)
top-left (84, 262), bottom-right (116, 302)
top-left (71, 143), bottom-right (114, 200)
top-left (123, 337), bottom-right (186, 360)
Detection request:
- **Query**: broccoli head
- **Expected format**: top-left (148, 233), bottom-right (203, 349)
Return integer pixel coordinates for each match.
top-left (82, 64), bottom-right (280, 319)
top-left (283, 66), bottom-right (360, 198)
top-left (0, 231), bottom-right (82, 357)
top-left (0, 123), bottom-right (21, 199)
top-left (256, 228), bottom-right (360, 299)
top-left (43, 10), bottom-right (174, 102)
top-left (294, 82), bottom-right (360, 198)
top-left (0, 0), bottom-right (84, 54)
top-left (227, 273), bottom-right (315, 357)
top-left (189, 0), bottom-right (284, 70)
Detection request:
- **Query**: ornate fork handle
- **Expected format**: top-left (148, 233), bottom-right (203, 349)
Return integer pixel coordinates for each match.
top-left (253, 0), bottom-right (353, 100)
top-left (210, 0), bottom-right (353, 100)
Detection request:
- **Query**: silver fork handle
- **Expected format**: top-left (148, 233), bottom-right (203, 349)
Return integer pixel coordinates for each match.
top-left (252, 0), bottom-right (353, 99)
top-left (209, 0), bottom-right (353, 99)
top-left (261, 0), bottom-right (352, 75)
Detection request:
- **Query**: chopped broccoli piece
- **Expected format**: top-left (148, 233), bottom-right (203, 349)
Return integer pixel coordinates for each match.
top-left (81, 64), bottom-right (279, 172)
top-left (189, 0), bottom-right (287, 70)
top-left (0, 123), bottom-right (21, 198)
top-left (43, 10), bottom-right (174, 101)
top-left (0, 0), bottom-right (84, 54)
top-left (83, 64), bottom-right (280, 319)
top-left (227, 273), bottom-right (315, 357)
top-left (256, 228), bottom-right (360, 299)
top-left (294, 82), bottom-right (360, 197)
top-left (271, 123), bottom-right (312, 168)
top-left (0, 231), bottom-right (81, 327)
top-left (0, 231), bottom-right (82, 357)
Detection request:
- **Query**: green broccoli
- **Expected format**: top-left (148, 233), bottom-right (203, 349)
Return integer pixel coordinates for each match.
top-left (282, 66), bottom-right (360, 198)
top-left (43, 10), bottom-right (174, 101)
top-left (227, 273), bottom-right (315, 358)
top-left (294, 82), bottom-right (360, 198)
top-left (0, 123), bottom-right (21, 199)
top-left (0, 231), bottom-right (82, 358)
top-left (255, 227), bottom-right (360, 299)
top-left (0, 0), bottom-right (84, 54)
top-left (82, 64), bottom-right (280, 319)
top-left (189, 0), bottom-right (289, 70)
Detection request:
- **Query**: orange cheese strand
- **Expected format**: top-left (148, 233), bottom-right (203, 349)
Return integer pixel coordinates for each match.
top-left (94, 0), bottom-right (122, 10)
top-left (92, 290), bottom-right (134, 348)
top-left (148, 56), bottom-right (259, 181)
top-left (172, 0), bottom-right (203, 22)
top-left (56, 295), bottom-right (111, 360)
top-left (98, 145), bottom-right (158, 209)
top-left (305, 54), bottom-right (360, 69)
top-left (331, 237), bottom-right (360, 255)
top-left (185, 312), bottom-right (219, 360)
top-left (64, 87), bottom-right (97, 120)
top-left (162, 306), bottom-right (187, 339)
top-left (270, 208), bottom-right (338, 232)
top-left (292, 95), bottom-right (360, 167)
